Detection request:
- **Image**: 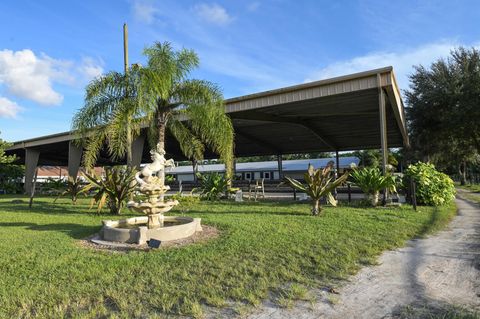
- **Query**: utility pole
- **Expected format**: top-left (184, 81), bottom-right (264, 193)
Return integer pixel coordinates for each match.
top-left (123, 23), bottom-right (129, 74)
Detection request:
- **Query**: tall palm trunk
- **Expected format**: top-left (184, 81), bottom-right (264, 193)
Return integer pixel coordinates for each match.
top-left (126, 124), bottom-right (132, 165)
top-left (157, 110), bottom-right (168, 200)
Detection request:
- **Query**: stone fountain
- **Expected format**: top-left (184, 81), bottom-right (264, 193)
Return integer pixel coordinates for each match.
top-left (98, 146), bottom-right (202, 245)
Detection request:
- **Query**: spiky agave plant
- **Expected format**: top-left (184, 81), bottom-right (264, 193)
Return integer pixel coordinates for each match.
top-left (83, 166), bottom-right (137, 214)
top-left (282, 164), bottom-right (349, 216)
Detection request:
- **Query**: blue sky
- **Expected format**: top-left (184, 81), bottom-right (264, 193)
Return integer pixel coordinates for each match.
top-left (0, 0), bottom-right (479, 142)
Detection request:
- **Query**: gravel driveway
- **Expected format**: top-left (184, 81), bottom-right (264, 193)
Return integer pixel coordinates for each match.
top-left (249, 197), bottom-right (480, 318)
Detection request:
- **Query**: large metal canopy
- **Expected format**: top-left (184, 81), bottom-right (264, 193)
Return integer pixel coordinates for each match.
top-left (6, 66), bottom-right (408, 167)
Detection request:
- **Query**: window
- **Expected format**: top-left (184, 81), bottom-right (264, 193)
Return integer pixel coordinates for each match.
top-left (264, 172), bottom-right (271, 179)
top-left (244, 172), bottom-right (252, 180)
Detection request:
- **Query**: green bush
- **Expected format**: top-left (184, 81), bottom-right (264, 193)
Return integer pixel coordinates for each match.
top-left (197, 172), bottom-right (228, 200)
top-left (350, 167), bottom-right (397, 206)
top-left (404, 162), bottom-right (456, 206)
top-left (84, 166), bottom-right (137, 214)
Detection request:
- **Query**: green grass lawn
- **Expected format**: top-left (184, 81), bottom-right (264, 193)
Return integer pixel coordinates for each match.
top-left (0, 195), bottom-right (456, 318)
top-left (457, 184), bottom-right (480, 204)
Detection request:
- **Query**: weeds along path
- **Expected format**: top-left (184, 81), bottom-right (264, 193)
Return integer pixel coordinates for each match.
top-left (249, 198), bottom-right (480, 319)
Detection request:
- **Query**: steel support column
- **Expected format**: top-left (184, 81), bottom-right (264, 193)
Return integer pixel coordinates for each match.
top-left (277, 154), bottom-right (283, 180)
top-left (334, 150), bottom-right (340, 199)
top-left (129, 135), bottom-right (145, 169)
top-left (24, 148), bottom-right (40, 195)
top-left (68, 142), bottom-right (82, 179)
top-left (378, 74), bottom-right (389, 203)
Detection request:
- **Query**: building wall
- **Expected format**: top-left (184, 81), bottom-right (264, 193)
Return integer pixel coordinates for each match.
top-left (177, 174), bottom-right (195, 182)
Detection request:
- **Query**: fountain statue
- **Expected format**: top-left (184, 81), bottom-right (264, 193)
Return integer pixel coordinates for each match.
top-left (127, 147), bottom-right (178, 228)
top-left (97, 145), bottom-right (202, 246)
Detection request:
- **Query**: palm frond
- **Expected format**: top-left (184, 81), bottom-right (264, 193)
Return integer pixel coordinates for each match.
top-left (168, 119), bottom-right (205, 160)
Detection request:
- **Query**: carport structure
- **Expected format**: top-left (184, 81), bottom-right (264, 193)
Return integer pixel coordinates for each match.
top-left (6, 66), bottom-right (408, 194)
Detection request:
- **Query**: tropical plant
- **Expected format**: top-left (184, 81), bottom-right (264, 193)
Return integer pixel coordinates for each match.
top-left (350, 167), bottom-right (397, 206)
top-left (196, 172), bottom-right (229, 200)
top-left (170, 191), bottom-right (200, 214)
top-left (72, 42), bottom-right (234, 194)
top-left (282, 164), bottom-right (349, 216)
top-left (83, 166), bottom-right (137, 214)
top-left (0, 132), bottom-right (23, 194)
top-left (404, 162), bottom-right (456, 206)
top-left (72, 66), bottom-right (142, 168)
top-left (53, 176), bottom-right (92, 205)
top-left (0, 163), bottom-right (24, 194)
top-left (0, 131), bottom-right (15, 164)
top-left (41, 177), bottom-right (66, 194)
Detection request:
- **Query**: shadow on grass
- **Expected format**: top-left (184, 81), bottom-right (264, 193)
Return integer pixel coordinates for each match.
top-left (0, 221), bottom-right (100, 239)
top-left (416, 205), bottom-right (454, 238)
top-left (0, 198), bottom-right (126, 217)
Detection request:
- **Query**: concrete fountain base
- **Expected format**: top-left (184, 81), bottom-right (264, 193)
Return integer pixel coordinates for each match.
top-left (99, 216), bottom-right (202, 245)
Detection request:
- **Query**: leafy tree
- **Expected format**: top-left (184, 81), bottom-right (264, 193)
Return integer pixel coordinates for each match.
top-left (406, 47), bottom-right (480, 184)
top-left (0, 132), bottom-right (15, 164)
top-left (0, 132), bottom-right (23, 194)
top-left (352, 149), bottom-right (399, 170)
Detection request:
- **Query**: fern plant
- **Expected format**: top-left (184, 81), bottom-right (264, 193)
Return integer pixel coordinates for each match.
top-left (350, 167), bottom-right (397, 206)
top-left (282, 164), bottom-right (349, 216)
top-left (83, 166), bottom-right (137, 214)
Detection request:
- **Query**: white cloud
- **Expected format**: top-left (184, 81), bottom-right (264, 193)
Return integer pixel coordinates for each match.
top-left (194, 3), bottom-right (233, 25)
top-left (304, 41), bottom-right (476, 91)
top-left (132, 0), bottom-right (158, 24)
top-left (78, 57), bottom-right (104, 80)
top-left (0, 49), bottom-right (104, 107)
top-left (0, 97), bottom-right (22, 118)
top-left (0, 49), bottom-right (70, 105)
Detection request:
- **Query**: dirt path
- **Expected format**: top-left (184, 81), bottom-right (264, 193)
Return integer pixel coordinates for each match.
top-left (249, 198), bottom-right (480, 318)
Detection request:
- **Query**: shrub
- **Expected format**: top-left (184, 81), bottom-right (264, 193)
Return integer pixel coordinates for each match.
top-left (54, 176), bottom-right (92, 205)
top-left (0, 164), bottom-right (24, 194)
top-left (84, 166), bottom-right (137, 214)
top-left (196, 172), bottom-right (228, 200)
top-left (350, 167), bottom-right (397, 206)
top-left (41, 177), bottom-right (65, 195)
top-left (282, 164), bottom-right (348, 216)
top-left (404, 162), bottom-right (456, 206)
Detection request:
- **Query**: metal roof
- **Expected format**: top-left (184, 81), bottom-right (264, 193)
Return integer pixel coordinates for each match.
top-left (171, 157), bottom-right (360, 174)
top-left (6, 67), bottom-right (408, 166)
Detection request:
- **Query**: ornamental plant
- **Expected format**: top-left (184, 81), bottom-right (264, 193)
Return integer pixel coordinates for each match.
top-left (83, 166), bottom-right (137, 214)
top-left (53, 176), bottom-right (93, 205)
top-left (196, 172), bottom-right (229, 201)
top-left (282, 164), bottom-right (349, 216)
top-left (404, 162), bottom-right (455, 206)
top-left (350, 167), bottom-right (397, 206)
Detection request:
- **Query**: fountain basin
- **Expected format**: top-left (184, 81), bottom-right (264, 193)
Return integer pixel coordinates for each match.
top-left (100, 216), bottom-right (202, 245)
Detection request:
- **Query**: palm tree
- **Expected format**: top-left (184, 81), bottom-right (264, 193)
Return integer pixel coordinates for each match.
top-left (73, 42), bottom-right (234, 189)
top-left (72, 68), bottom-right (142, 168)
